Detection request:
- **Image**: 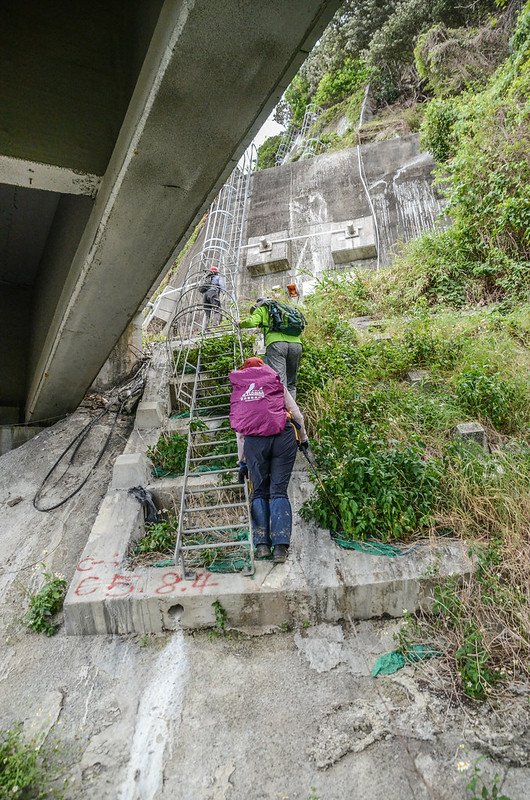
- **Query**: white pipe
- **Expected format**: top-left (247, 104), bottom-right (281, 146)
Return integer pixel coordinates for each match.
top-left (356, 84), bottom-right (381, 269)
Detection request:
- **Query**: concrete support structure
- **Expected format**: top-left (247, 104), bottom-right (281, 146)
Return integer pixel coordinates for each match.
top-left (330, 216), bottom-right (377, 264)
top-left (0, 0), bottom-right (341, 424)
top-left (240, 136), bottom-right (446, 298)
top-left (246, 232), bottom-right (292, 276)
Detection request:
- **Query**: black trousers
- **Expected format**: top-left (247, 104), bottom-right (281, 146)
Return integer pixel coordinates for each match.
top-left (244, 423), bottom-right (298, 546)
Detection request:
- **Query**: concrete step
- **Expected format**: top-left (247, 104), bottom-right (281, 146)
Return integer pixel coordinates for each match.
top-left (63, 484), bottom-right (472, 636)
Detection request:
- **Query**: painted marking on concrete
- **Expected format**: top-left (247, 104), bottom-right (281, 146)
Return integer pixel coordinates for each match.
top-left (118, 632), bottom-right (188, 800)
top-left (71, 555), bottom-right (219, 599)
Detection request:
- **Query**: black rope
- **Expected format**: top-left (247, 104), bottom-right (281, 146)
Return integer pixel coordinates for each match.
top-left (32, 403), bottom-right (123, 512)
top-left (31, 356), bottom-right (151, 513)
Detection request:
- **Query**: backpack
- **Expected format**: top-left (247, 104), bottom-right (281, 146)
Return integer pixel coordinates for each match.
top-left (229, 365), bottom-right (287, 436)
top-left (198, 273), bottom-right (212, 294)
top-left (260, 300), bottom-right (306, 336)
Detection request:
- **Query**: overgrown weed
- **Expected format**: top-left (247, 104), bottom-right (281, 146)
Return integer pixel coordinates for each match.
top-left (299, 276), bottom-right (529, 699)
top-left (23, 568), bottom-right (67, 637)
top-left (0, 725), bottom-right (64, 799)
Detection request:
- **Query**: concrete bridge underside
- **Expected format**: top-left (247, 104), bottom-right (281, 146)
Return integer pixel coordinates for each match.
top-left (0, 0), bottom-right (340, 423)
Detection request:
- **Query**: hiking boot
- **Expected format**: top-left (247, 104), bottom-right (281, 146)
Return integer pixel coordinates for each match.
top-left (273, 544), bottom-right (289, 564)
top-left (255, 544), bottom-right (272, 559)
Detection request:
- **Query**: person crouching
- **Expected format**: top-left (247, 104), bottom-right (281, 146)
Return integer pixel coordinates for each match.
top-left (229, 357), bottom-right (309, 564)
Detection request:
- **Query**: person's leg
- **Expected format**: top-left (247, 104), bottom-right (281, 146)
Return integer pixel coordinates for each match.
top-left (268, 424), bottom-right (298, 547)
top-left (203, 298), bottom-right (212, 329)
top-left (265, 341), bottom-right (288, 386)
top-left (244, 435), bottom-right (273, 547)
top-left (285, 342), bottom-right (303, 398)
top-left (212, 295), bottom-right (221, 326)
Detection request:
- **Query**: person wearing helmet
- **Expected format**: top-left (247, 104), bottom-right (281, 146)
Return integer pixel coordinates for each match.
top-left (200, 265), bottom-right (225, 328)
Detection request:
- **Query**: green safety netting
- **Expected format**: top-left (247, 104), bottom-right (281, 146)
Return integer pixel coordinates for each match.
top-left (371, 644), bottom-right (441, 677)
top-left (333, 535), bottom-right (419, 557)
top-left (152, 530), bottom-right (253, 572)
top-left (170, 411), bottom-right (190, 419)
top-left (151, 464), bottom-right (229, 479)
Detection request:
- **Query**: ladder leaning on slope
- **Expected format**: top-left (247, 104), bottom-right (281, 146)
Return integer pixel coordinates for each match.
top-left (166, 264), bottom-right (254, 579)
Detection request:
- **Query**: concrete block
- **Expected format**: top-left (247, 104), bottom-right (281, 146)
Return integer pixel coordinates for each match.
top-left (135, 401), bottom-right (165, 430)
top-left (112, 453), bottom-right (151, 489)
top-left (351, 316), bottom-right (374, 330)
top-left (406, 370), bottom-right (430, 385)
top-left (331, 216), bottom-right (377, 264)
top-left (454, 421), bottom-right (488, 449)
top-left (246, 231), bottom-right (291, 276)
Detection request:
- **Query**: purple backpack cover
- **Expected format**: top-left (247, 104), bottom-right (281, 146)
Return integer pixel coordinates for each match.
top-left (229, 365), bottom-right (287, 436)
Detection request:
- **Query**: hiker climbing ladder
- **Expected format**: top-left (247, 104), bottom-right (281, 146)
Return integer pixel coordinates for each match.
top-left (168, 310), bottom-right (254, 578)
top-left (165, 149), bottom-right (256, 578)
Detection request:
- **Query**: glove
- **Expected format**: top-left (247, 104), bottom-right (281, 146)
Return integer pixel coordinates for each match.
top-left (299, 440), bottom-right (310, 453)
top-left (238, 461), bottom-right (248, 483)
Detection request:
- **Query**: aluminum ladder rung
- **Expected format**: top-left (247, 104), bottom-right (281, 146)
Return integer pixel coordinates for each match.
top-left (196, 392), bottom-right (231, 402)
top-left (191, 414), bottom-right (229, 422)
top-left (188, 466), bottom-right (239, 475)
top-left (181, 540), bottom-right (251, 552)
top-left (185, 482), bottom-right (244, 493)
top-left (189, 452), bottom-right (238, 462)
top-left (182, 523), bottom-right (249, 534)
top-left (191, 438), bottom-right (235, 448)
top-left (184, 501), bottom-right (247, 513)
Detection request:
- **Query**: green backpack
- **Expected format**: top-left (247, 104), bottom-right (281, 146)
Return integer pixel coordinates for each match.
top-left (260, 300), bottom-right (306, 337)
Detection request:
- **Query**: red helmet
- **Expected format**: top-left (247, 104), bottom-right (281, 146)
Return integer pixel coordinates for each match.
top-left (209, 266), bottom-right (219, 272)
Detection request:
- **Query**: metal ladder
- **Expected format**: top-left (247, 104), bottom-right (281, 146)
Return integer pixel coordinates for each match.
top-left (166, 147), bottom-right (256, 578)
top-left (275, 102), bottom-right (323, 165)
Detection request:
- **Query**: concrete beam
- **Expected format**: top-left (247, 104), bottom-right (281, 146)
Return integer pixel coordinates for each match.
top-left (26, 0), bottom-right (341, 420)
top-left (0, 155), bottom-right (101, 197)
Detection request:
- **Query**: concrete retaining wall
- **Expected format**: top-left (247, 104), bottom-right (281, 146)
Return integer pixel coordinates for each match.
top-left (239, 134), bottom-right (445, 299)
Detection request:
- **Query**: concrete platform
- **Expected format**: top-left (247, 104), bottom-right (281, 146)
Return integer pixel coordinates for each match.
top-left (64, 469), bottom-right (472, 635)
top-left (63, 344), bottom-right (472, 635)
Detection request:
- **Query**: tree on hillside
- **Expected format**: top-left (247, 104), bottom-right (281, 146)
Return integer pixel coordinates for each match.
top-left (276, 0), bottom-right (502, 121)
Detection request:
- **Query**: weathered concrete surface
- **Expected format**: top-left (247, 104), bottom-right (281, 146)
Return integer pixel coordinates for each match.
top-left (1, 0), bottom-right (341, 422)
top-left (64, 436), bottom-right (473, 634)
top-left (91, 315), bottom-right (143, 394)
top-left (454, 421), bottom-right (488, 449)
top-left (240, 135), bottom-right (446, 299)
top-left (64, 346), bottom-right (473, 636)
top-left (0, 420), bottom-right (529, 798)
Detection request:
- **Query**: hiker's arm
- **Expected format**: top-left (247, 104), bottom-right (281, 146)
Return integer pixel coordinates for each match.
top-left (284, 388), bottom-right (308, 443)
top-left (239, 306), bottom-right (266, 329)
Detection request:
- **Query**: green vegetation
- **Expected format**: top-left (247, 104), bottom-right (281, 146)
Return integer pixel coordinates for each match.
top-left (376, 2), bottom-right (530, 311)
top-left (147, 432), bottom-right (188, 476)
top-left (23, 568), bottom-right (67, 636)
top-left (184, 333), bottom-right (254, 378)
top-left (275, 0), bottom-right (500, 141)
top-left (313, 57), bottom-right (368, 108)
top-left (210, 600), bottom-right (229, 637)
top-left (135, 516), bottom-right (177, 556)
top-left (298, 269), bottom-right (529, 699)
top-left (0, 725), bottom-right (63, 799)
top-left (466, 759), bottom-right (511, 800)
top-left (256, 134), bottom-right (282, 171)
